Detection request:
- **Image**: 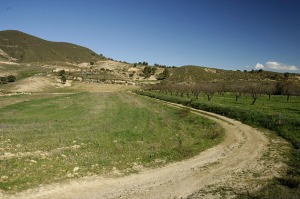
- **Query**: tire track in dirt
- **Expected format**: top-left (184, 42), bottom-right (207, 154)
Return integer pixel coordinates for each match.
top-left (2, 100), bottom-right (278, 199)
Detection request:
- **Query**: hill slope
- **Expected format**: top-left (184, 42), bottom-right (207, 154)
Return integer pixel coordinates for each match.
top-left (0, 30), bottom-right (105, 63)
top-left (166, 65), bottom-right (300, 83)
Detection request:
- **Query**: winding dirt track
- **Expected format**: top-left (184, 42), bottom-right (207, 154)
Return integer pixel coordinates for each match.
top-left (3, 101), bottom-right (272, 199)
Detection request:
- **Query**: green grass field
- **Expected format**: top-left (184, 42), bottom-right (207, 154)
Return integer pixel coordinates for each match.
top-left (0, 91), bottom-right (223, 193)
top-left (207, 93), bottom-right (300, 118)
top-left (137, 90), bottom-right (300, 146)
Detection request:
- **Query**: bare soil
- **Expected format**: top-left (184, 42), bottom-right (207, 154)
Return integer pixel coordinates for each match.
top-left (1, 100), bottom-right (288, 199)
top-left (7, 76), bottom-right (56, 93)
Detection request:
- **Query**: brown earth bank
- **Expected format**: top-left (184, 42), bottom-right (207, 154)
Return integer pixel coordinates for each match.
top-left (0, 100), bottom-right (288, 199)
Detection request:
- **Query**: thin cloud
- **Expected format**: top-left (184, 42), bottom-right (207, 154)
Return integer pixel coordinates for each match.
top-left (254, 61), bottom-right (298, 71)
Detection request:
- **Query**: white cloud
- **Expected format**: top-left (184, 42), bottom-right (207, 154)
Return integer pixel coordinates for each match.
top-left (255, 63), bottom-right (264, 69)
top-left (265, 61), bottom-right (298, 71)
top-left (254, 61), bottom-right (298, 71)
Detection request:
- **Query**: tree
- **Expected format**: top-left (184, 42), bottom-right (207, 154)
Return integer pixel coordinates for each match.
top-left (58, 70), bottom-right (66, 84)
top-left (191, 84), bottom-right (201, 99)
top-left (157, 68), bottom-right (170, 80)
top-left (61, 75), bottom-right (67, 84)
top-left (142, 66), bottom-right (156, 78)
top-left (58, 70), bottom-right (65, 76)
top-left (202, 82), bottom-right (218, 101)
top-left (261, 82), bottom-right (276, 100)
top-left (284, 72), bottom-right (290, 79)
top-left (246, 82), bottom-right (263, 105)
top-left (229, 82), bottom-right (245, 101)
top-left (174, 84), bottom-right (185, 97)
top-left (282, 81), bottom-right (299, 102)
top-left (138, 61), bottom-right (148, 66)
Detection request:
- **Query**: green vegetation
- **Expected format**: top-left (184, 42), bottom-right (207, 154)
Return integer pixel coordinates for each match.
top-left (0, 92), bottom-right (223, 192)
top-left (136, 90), bottom-right (300, 197)
top-left (0, 75), bottom-right (15, 84)
top-left (57, 70), bottom-right (66, 84)
top-left (0, 63), bottom-right (50, 81)
top-left (1, 29), bottom-right (300, 197)
top-left (141, 66), bottom-right (157, 78)
top-left (134, 61), bottom-right (148, 66)
top-left (157, 68), bottom-right (170, 80)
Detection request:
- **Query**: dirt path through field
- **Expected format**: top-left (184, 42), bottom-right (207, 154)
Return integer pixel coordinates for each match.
top-left (2, 100), bottom-right (285, 199)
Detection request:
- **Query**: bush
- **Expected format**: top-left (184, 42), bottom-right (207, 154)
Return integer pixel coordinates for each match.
top-left (7, 75), bottom-right (16, 82)
top-left (0, 75), bottom-right (16, 84)
top-left (0, 76), bottom-right (8, 84)
top-left (142, 66), bottom-right (157, 78)
top-left (58, 70), bottom-right (65, 76)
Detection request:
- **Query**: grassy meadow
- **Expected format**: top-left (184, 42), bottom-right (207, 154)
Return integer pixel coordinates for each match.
top-left (0, 91), bottom-right (223, 193)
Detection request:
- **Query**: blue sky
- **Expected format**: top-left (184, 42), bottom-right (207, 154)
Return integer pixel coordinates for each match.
top-left (1, 0), bottom-right (300, 73)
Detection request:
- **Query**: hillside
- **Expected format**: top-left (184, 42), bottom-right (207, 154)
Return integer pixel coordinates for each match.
top-left (0, 30), bottom-right (105, 63)
top-left (0, 30), bottom-right (299, 87)
top-left (166, 65), bottom-right (300, 83)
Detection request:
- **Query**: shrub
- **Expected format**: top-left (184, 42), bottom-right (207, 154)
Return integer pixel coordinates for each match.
top-left (0, 76), bottom-right (8, 84)
top-left (7, 75), bottom-right (16, 82)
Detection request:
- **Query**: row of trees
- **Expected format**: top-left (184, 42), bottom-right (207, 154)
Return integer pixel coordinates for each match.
top-left (148, 80), bottom-right (300, 105)
top-left (153, 63), bottom-right (177, 68)
top-left (0, 75), bottom-right (16, 84)
top-left (133, 62), bottom-right (149, 67)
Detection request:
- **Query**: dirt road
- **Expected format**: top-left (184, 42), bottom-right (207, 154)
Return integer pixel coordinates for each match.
top-left (2, 101), bottom-right (286, 199)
